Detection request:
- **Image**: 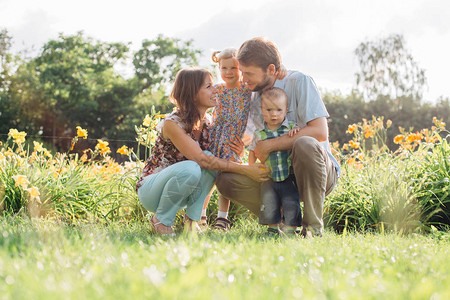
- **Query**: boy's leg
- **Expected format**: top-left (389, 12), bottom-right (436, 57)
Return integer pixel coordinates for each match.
top-left (291, 136), bottom-right (338, 236)
top-left (259, 180), bottom-right (282, 225)
top-left (278, 176), bottom-right (302, 228)
top-left (216, 172), bottom-right (261, 216)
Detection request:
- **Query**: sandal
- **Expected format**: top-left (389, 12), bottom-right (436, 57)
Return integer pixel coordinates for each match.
top-left (150, 215), bottom-right (175, 236)
top-left (212, 217), bottom-right (231, 232)
top-left (198, 215), bottom-right (208, 229)
top-left (184, 215), bottom-right (202, 233)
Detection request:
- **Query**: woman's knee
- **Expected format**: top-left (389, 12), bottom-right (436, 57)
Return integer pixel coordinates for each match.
top-left (175, 161), bottom-right (202, 186)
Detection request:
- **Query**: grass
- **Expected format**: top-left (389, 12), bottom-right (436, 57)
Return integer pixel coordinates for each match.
top-left (1, 216), bottom-right (449, 299)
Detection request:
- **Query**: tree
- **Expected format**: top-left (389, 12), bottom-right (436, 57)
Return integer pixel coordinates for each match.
top-left (0, 29), bottom-right (23, 134)
top-left (133, 34), bottom-right (201, 92)
top-left (354, 34), bottom-right (427, 101)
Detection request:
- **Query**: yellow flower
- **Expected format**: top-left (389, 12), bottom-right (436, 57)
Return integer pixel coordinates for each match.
top-left (76, 126), bottom-right (88, 139)
top-left (142, 115), bottom-right (152, 127)
top-left (154, 114), bottom-right (166, 119)
top-left (33, 141), bottom-right (43, 152)
top-left (117, 145), bottom-right (129, 155)
top-left (356, 152), bottom-right (365, 161)
top-left (25, 186), bottom-right (41, 203)
top-left (8, 129), bottom-right (27, 144)
top-left (0, 152), bottom-right (5, 162)
top-left (96, 139), bottom-right (111, 156)
top-left (12, 175), bottom-right (29, 189)
top-left (394, 135), bottom-right (404, 144)
top-left (386, 119), bottom-right (392, 129)
top-left (346, 124), bottom-right (357, 134)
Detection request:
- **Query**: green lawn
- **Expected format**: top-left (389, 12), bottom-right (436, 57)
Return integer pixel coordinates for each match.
top-left (0, 217), bottom-right (449, 300)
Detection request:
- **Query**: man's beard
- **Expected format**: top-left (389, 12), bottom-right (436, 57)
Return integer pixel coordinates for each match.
top-left (251, 74), bottom-right (273, 92)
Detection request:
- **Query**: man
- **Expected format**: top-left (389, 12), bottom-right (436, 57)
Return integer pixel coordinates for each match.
top-left (216, 37), bottom-right (340, 237)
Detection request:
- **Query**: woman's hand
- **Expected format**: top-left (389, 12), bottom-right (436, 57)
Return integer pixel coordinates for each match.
top-left (243, 163), bottom-right (271, 182)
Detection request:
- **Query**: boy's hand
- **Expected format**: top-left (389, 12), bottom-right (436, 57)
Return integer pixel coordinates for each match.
top-left (288, 127), bottom-right (301, 137)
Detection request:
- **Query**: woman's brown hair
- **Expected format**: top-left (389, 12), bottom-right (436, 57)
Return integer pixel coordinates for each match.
top-left (170, 67), bottom-right (213, 133)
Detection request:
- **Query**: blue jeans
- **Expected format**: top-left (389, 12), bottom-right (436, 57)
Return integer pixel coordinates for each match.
top-left (137, 157), bottom-right (216, 226)
top-left (259, 175), bottom-right (302, 227)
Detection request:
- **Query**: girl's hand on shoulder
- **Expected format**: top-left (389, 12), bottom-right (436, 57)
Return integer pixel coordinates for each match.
top-left (276, 64), bottom-right (287, 80)
top-left (244, 163), bottom-right (270, 182)
top-left (229, 134), bottom-right (245, 158)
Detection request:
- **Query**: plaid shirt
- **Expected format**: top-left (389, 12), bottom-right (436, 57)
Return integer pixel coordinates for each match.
top-left (250, 119), bottom-right (295, 182)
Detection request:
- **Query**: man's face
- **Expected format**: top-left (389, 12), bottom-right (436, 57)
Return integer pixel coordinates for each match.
top-left (239, 64), bottom-right (274, 92)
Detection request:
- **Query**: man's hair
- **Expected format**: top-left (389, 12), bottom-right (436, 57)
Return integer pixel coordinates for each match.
top-left (170, 67), bottom-right (213, 133)
top-left (261, 87), bottom-right (288, 108)
top-left (237, 37), bottom-right (281, 71)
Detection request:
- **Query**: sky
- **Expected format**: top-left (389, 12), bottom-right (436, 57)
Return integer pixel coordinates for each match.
top-left (1, 0), bottom-right (449, 102)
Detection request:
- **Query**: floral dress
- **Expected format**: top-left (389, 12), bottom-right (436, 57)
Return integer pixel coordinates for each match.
top-left (136, 111), bottom-right (211, 190)
top-left (208, 83), bottom-right (251, 163)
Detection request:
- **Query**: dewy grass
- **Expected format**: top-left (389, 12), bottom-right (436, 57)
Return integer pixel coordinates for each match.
top-left (0, 217), bottom-right (449, 299)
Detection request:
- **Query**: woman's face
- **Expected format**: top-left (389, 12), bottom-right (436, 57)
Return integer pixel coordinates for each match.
top-left (219, 58), bottom-right (240, 87)
top-left (196, 75), bottom-right (217, 109)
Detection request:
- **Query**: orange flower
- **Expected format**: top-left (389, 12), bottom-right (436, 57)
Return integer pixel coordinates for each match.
top-left (349, 140), bottom-right (360, 149)
top-left (394, 135), bottom-right (404, 144)
top-left (117, 145), bottom-right (129, 155)
top-left (346, 124), bottom-right (357, 134)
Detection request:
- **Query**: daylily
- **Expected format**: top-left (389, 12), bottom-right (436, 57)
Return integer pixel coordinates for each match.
top-left (76, 126), bottom-right (88, 139)
top-left (12, 175), bottom-right (29, 189)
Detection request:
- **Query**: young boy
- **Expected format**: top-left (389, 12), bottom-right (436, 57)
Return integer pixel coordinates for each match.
top-left (248, 87), bottom-right (302, 236)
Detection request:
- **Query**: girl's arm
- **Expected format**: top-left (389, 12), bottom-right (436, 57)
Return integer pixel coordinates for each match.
top-left (248, 150), bottom-right (257, 165)
top-left (163, 120), bottom-right (270, 182)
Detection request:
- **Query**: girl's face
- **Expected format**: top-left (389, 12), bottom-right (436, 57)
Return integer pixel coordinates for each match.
top-left (219, 58), bottom-right (240, 87)
top-left (196, 75), bottom-right (217, 110)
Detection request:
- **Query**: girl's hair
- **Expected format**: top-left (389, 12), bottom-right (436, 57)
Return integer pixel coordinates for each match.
top-left (237, 37), bottom-right (281, 72)
top-left (211, 48), bottom-right (238, 64)
top-left (170, 67), bottom-right (213, 133)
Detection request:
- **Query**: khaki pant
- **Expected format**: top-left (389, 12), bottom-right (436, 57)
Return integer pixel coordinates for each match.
top-left (216, 136), bottom-right (338, 235)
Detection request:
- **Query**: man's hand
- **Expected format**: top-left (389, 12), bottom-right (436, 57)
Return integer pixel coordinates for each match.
top-left (253, 139), bottom-right (272, 163)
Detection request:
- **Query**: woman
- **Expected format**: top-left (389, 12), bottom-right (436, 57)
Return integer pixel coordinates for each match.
top-left (136, 67), bottom-right (270, 235)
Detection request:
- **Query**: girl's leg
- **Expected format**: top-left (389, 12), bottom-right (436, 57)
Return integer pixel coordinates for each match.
top-left (137, 160), bottom-right (204, 226)
top-left (217, 195), bottom-right (230, 219)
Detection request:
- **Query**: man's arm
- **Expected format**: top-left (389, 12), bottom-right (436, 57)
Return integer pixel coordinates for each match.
top-left (253, 117), bottom-right (328, 163)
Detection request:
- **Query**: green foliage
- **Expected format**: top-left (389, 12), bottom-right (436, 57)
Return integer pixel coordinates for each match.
top-left (354, 33), bottom-right (427, 101)
top-left (326, 117), bottom-right (449, 233)
top-left (324, 91), bottom-right (450, 150)
top-left (133, 34), bottom-right (201, 91)
top-left (1, 30), bottom-right (201, 153)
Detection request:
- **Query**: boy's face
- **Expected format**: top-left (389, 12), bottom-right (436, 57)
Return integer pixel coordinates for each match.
top-left (261, 96), bottom-right (288, 130)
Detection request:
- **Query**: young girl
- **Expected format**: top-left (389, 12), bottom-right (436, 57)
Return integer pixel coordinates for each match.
top-left (202, 49), bottom-right (285, 231)
top-left (203, 48), bottom-right (250, 231)
top-left (136, 67), bottom-right (269, 236)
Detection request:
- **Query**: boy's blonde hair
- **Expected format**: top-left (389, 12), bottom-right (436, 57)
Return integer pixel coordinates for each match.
top-left (261, 87), bottom-right (288, 108)
top-left (211, 48), bottom-right (238, 64)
